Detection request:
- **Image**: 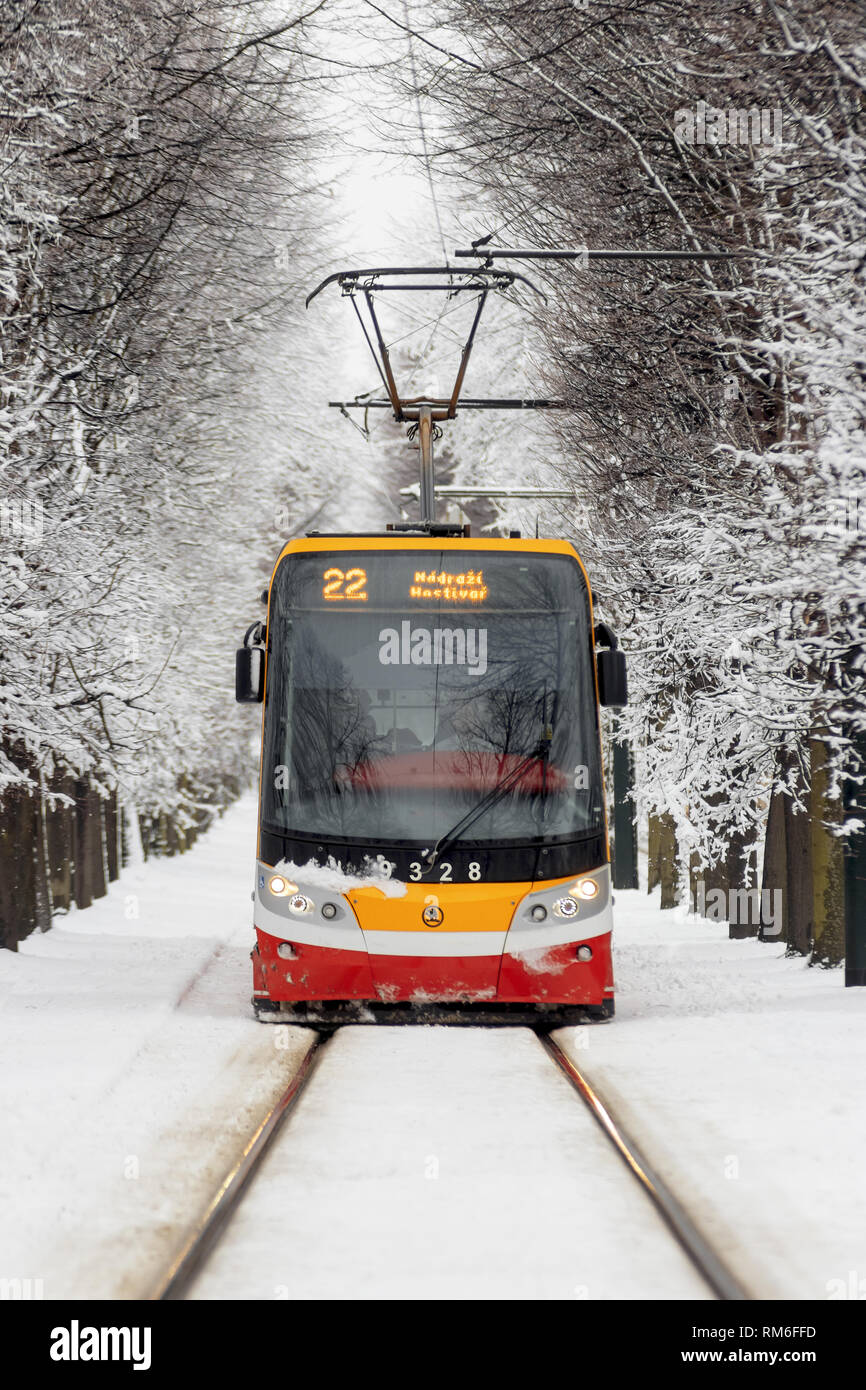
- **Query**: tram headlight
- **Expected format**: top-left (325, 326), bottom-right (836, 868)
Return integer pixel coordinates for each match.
top-left (552, 895), bottom-right (579, 919)
top-left (321, 902), bottom-right (338, 920)
top-left (576, 944), bottom-right (593, 962)
top-left (529, 904), bottom-right (548, 922)
top-left (268, 875), bottom-right (297, 897)
top-left (576, 878), bottom-right (599, 900)
top-left (288, 893), bottom-right (314, 914)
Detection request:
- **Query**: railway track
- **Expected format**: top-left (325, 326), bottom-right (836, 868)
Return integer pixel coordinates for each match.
top-left (150, 1025), bottom-right (750, 1301)
top-left (149, 1035), bottom-right (329, 1301)
top-left (538, 1034), bottom-right (749, 1301)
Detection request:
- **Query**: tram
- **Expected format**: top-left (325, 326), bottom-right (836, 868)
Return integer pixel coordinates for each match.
top-left (236, 527), bottom-right (627, 1026)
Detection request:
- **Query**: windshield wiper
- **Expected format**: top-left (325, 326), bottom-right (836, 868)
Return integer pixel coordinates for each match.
top-left (421, 730), bottom-right (553, 876)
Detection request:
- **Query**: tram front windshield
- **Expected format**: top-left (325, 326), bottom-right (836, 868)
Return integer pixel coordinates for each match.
top-left (262, 550), bottom-right (603, 845)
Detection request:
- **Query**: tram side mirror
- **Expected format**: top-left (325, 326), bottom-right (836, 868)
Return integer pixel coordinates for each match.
top-left (596, 648), bottom-right (628, 707)
top-left (235, 646), bottom-right (264, 703)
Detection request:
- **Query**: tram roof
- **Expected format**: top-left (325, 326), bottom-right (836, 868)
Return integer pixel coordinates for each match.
top-left (267, 534), bottom-right (592, 599)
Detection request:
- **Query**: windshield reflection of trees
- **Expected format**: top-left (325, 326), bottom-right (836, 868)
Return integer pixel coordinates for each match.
top-left (271, 566), bottom-right (598, 841)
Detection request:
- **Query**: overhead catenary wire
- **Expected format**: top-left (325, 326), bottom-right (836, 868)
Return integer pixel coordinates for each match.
top-left (401, 0), bottom-right (448, 267)
top-left (396, 0), bottom-right (466, 401)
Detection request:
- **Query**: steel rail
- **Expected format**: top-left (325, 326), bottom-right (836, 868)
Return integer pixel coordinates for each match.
top-left (150, 1034), bottom-right (329, 1301)
top-left (538, 1033), bottom-right (751, 1302)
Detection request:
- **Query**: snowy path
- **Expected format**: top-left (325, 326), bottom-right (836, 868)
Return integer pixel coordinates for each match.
top-left (555, 892), bottom-right (866, 1301)
top-left (186, 1025), bottom-right (710, 1301)
top-left (0, 796), bottom-right (313, 1299)
top-left (2, 793), bottom-right (864, 1300)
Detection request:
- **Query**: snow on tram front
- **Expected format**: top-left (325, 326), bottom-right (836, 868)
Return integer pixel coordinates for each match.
top-left (236, 533), bottom-right (627, 1027)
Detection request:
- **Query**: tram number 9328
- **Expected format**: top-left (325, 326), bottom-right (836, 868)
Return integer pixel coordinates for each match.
top-left (373, 856), bottom-right (483, 882)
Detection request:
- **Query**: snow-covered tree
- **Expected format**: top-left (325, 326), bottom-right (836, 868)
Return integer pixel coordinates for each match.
top-left (0, 0), bottom-right (333, 943)
top-left (408, 0), bottom-right (865, 954)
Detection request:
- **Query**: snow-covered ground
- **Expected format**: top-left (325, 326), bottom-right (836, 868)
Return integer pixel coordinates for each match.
top-left (0, 797), bottom-right (313, 1300)
top-left (555, 894), bottom-right (866, 1301)
top-left (186, 1025), bottom-right (710, 1301)
top-left (1, 795), bottom-right (863, 1299)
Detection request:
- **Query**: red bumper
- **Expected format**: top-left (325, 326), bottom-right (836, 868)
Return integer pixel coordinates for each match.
top-left (253, 930), bottom-right (613, 1008)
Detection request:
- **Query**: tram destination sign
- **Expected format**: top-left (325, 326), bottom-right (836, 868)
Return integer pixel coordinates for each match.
top-left (279, 550), bottom-right (588, 615)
